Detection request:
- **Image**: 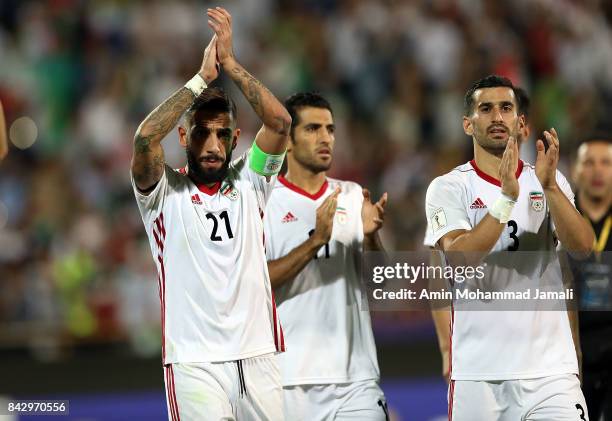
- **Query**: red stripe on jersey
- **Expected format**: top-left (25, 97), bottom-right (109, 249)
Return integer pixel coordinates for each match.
top-left (153, 230), bottom-right (164, 253)
top-left (448, 380), bottom-right (455, 421)
top-left (158, 255), bottom-right (166, 362)
top-left (278, 174), bottom-right (329, 200)
top-left (470, 159), bottom-right (524, 187)
top-left (154, 213), bottom-right (167, 364)
top-left (155, 214), bottom-right (167, 239)
top-left (271, 292), bottom-right (285, 352)
top-left (170, 365), bottom-right (181, 421)
top-left (165, 366), bottom-right (177, 421)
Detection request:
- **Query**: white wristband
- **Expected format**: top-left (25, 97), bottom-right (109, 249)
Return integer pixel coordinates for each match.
top-left (184, 74), bottom-right (207, 97)
top-left (489, 193), bottom-right (516, 223)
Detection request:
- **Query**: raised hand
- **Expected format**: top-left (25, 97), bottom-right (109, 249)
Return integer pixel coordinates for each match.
top-left (198, 35), bottom-right (220, 84)
top-left (207, 7), bottom-right (235, 67)
top-left (311, 188), bottom-right (341, 247)
top-left (362, 189), bottom-right (387, 236)
top-left (499, 136), bottom-right (520, 200)
top-left (535, 128), bottom-right (560, 190)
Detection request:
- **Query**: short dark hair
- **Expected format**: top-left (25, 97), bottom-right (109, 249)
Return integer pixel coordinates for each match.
top-left (578, 135), bottom-right (612, 149)
top-left (184, 87), bottom-right (237, 126)
top-left (464, 75), bottom-right (519, 116)
top-left (514, 86), bottom-right (530, 119)
top-left (284, 92), bottom-right (333, 135)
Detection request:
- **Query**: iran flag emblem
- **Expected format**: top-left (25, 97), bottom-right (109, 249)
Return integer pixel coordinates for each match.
top-left (529, 191), bottom-right (544, 212)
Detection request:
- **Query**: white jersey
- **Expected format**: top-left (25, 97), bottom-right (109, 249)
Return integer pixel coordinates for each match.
top-left (132, 150), bottom-right (284, 365)
top-left (263, 175), bottom-right (380, 386)
top-left (424, 160), bottom-right (578, 380)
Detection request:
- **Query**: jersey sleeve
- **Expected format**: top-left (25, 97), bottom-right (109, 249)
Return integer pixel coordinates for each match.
top-left (131, 165), bottom-right (176, 223)
top-left (234, 148), bottom-right (277, 210)
top-left (550, 170), bottom-right (576, 238)
top-left (424, 174), bottom-right (472, 247)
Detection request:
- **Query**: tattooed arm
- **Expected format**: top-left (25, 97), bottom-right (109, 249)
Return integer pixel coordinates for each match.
top-left (131, 36), bottom-right (220, 192)
top-left (131, 88), bottom-right (194, 192)
top-left (207, 7), bottom-right (291, 154)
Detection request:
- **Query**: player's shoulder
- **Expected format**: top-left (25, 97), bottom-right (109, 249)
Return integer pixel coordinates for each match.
top-left (327, 177), bottom-right (363, 195)
top-left (519, 161), bottom-right (570, 183)
top-left (428, 162), bottom-right (472, 189)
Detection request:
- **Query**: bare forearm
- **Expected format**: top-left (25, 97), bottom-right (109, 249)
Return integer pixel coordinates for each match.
top-left (432, 308), bottom-right (451, 355)
top-left (364, 233), bottom-right (384, 252)
top-left (132, 87), bottom-right (195, 190)
top-left (0, 101), bottom-right (7, 162)
top-left (268, 238), bottom-right (323, 289)
top-left (444, 215), bottom-right (505, 253)
top-left (224, 58), bottom-right (291, 151)
top-left (545, 186), bottom-right (594, 252)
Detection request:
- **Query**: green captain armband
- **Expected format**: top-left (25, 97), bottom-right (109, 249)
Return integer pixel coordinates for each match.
top-left (249, 141), bottom-right (286, 176)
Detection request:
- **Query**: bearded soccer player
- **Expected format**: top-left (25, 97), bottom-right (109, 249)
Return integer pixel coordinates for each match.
top-left (263, 92), bottom-right (389, 420)
top-left (572, 138), bottom-right (612, 421)
top-left (430, 85), bottom-right (533, 383)
top-left (130, 7), bottom-right (291, 420)
top-left (424, 75), bottom-right (594, 420)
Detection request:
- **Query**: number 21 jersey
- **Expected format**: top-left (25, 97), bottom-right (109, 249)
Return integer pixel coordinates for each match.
top-left (131, 150), bottom-right (284, 365)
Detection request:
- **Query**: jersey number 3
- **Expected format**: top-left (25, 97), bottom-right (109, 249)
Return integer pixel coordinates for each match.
top-left (206, 211), bottom-right (234, 241)
top-left (507, 220), bottom-right (519, 251)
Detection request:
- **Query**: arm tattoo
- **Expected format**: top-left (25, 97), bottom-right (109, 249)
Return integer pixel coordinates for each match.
top-left (134, 134), bottom-right (152, 154)
top-left (273, 116), bottom-right (291, 136)
top-left (134, 87), bottom-right (195, 149)
top-left (231, 67), bottom-right (265, 116)
top-left (132, 86), bottom-right (194, 188)
top-left (229, 66), bottom-right (290, 135)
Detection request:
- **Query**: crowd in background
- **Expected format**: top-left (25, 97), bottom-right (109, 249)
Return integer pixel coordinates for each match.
top-left (0, 0), bottom-right (611, 359)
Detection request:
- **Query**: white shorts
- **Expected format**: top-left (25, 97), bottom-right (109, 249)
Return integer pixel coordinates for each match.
top-left (449, 374), bottom-right (589, 421)
top-left (283, 380), bottom-right (388, 421)
top-left (163, 353), bottom-right (283, 421)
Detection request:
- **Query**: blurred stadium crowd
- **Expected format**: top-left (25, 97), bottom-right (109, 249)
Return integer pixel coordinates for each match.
top-left (1, 0), bottom-right (612, 359)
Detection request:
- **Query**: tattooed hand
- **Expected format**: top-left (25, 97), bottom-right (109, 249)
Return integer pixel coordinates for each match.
top-left (207, 7), bottom-right (235, 67)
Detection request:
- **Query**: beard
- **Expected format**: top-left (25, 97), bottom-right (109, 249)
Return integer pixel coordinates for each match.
top-left (475, 126), bottom-right (519, 156)
top-left (293, 150), bottom-right (332, 174)
top-left (186, 148), bottom-right (232, 184)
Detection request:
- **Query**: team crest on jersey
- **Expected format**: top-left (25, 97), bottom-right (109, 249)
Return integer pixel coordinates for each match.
top-left (529, 191), bottom-right (544, 212)
top-left (336, 207), bottom-right (348, 225)
top-left (221, 184), bottom-right (239, 201)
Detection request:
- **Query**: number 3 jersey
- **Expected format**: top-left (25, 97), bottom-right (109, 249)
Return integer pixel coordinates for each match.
top-left (263, 176), bottom-right (380, 386)
top-left (424, 160), bottom-right (578, 380)
top-left (131, 150), bottom-right (284, 365)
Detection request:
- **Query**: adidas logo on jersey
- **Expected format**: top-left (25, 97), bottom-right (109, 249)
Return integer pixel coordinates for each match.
top-left (470, 198), bottom-right (487, 209)
top-left (191, 194), bottom-right (202, 205)
top-left (281, 212), bottom-right (298, 223)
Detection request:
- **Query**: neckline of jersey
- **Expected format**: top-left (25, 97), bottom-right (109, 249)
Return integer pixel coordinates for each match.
top-left (469, 159), bottom-right (524, 187)
top-left (278, 174), bottom-right (329, 200)
top-left (179, 167), bottom-right (222, 195)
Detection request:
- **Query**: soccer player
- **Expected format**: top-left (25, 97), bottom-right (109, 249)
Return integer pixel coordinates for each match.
top-left (572, 138), bottom-right (612, 421)
top-left (130, 7), bottom-right (291, 420)
top-left (263, 92), bottom-right (389, 420)
top-left (424, 75), bottom-right (594, 420)
top-left (430, 85), bottom-right (532, 383)
top-left (0, 100), bottom-right (7, 163)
